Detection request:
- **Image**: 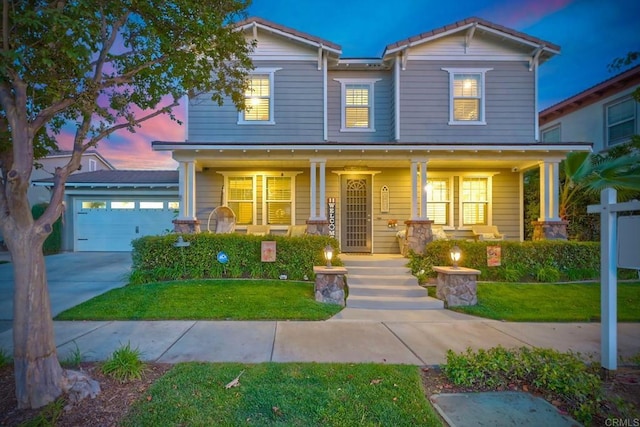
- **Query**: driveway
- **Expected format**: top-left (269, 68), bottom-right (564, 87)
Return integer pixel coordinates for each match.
top-left (0, 252), bottom-right (131, 332)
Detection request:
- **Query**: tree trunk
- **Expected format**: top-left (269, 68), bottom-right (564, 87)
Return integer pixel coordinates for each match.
top-left (10, 230), bottom-right (64, 409)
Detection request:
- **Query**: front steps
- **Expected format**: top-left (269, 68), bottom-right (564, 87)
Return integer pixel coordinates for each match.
top-left (334, 255), bottom-right (444, 319)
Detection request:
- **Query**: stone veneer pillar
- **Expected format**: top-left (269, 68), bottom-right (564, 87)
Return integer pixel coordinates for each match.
top-left (173, 219), bottom-right (201, 234)
top-left (306, 219), bottom-right (330, 236)
top-left (532, 220), bottom-right (568, 240)
top-left (313, 266), bottom-right (347, 306)
top-left (433, 266), bottom-right (481, 307)
top-left (403, 219), bottom-right (434, 255)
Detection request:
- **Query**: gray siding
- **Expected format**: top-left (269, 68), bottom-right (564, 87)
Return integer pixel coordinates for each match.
top-left (399, 61), bottom-right (535, 143)
top-left (327, 70), bottom-right (393, 142)
top-left (188, 61), bottom-right (324, 143)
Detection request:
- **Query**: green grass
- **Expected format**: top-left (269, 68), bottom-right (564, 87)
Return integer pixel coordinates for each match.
top-left (121, 362), bottom-right (442, 426)
top-left (447, 281), bottom-right (640, 321)
top-left (55, 279), bottom-right (343, 321)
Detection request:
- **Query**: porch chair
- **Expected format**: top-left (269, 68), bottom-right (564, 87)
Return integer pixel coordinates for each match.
top-left (246, 224), bottom-right (271, 236)
top-left (286, 225), bottom-right (308, 237)
top-left (471, 225), bottom-right (505, 241)
top-left (206, 206), bottom-right (236, 234)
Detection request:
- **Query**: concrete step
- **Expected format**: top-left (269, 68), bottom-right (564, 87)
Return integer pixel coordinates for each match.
top-left (346, 295), bottom-right (444, 310)
top-left (346, 266), bottom-right (412, 276)
top-left (347, 276), bottom-right (418, 287)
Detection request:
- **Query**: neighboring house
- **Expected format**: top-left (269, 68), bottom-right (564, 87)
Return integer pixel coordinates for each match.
top-left (540, 64), bottom-right (640, 152)
top-left (153, 16), bottom-right (591, 254)
top-left (33, 170), bottom-right (179, 252)
top-left (29, 149), bottom-right (115, 206)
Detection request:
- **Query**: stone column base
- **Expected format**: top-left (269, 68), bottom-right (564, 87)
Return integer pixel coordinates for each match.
top-left (532, 220), bottom-right (568, 241)
top-left (433, 266), bottom-right (480, 307)
top-left (306, 219), bottom-right (331, 236)
top-left (173, 219), bottom-right (201, 234)
top-left (313, 266), bottom-right (347, 306)
top-left (403, 219), bottom-right (434, 255)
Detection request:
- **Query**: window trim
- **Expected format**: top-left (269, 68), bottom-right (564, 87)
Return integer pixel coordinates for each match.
top-left (238, 68), bottom-right (282, 125)
top-left (541, 124), bottom-right (561, 143)
top-left (605, 96), bottom-right (636, 147)
top-left (425, 175), bottom-right (454, 227)
top-left (442, 68), bottom-right (492, 125)
top-left (220, 173), bottom-right (257, 226)
top-left (334, 78), bottom-right (380, 132)
top-left (457, 174), bottom-right (494, 229)
top-left (261, 172), bottom-right (301, 227)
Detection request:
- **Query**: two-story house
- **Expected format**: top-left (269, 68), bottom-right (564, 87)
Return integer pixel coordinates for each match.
top-left (153, 16), bottom-right (592, 255)
top-left (540, 64), bottom-right (640, 152)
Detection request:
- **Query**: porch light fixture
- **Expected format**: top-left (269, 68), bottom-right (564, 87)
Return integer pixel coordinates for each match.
top-left (450, 245), bottom-right (462, 269)
top-left (324, 245), bottom-right (334, 268)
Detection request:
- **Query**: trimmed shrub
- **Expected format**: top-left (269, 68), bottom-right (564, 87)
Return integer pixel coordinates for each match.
top-left (407, 240), bottom-right (636, 283)
top-left (130, 233), bottom-right (341, 284)
top-left (31, 203), bottom-right (62, 254)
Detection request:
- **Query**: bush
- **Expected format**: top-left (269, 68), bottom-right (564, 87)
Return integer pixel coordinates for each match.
top-left (130, 233), bottom-right (341, 284)
top-left (407, 240), bottom-right (637, 283)
top-left (443, 346), bottom-right (602, 424)
top-left (31, 203), bottom-right (62, 254)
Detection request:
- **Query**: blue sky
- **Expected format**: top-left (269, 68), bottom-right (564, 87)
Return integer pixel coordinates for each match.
top-left (74, 0), bottom-right (640, 169)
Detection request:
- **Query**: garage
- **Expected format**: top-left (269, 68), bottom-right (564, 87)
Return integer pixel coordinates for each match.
top-left (34, 170), bottom-right (179, 252)
top-left (74, 199), bottom-right (179, 251)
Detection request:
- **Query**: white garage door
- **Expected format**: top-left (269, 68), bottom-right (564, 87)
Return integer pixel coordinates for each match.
top-left (75, 199), bottom-right (179, 251)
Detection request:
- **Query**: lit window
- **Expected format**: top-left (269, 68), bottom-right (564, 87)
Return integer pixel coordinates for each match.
top-left (238, 68), bottom-right (281, 125)
top-left (335, 78), bottom-right (380, 132)
top-left (227, 176), bottom-right (255, 225)
top-left (606, 98), bottom-right (636, 147)
top-left (426, 179), bottom-right (451, 225)
top-left (111, 201), bottom-right (134, 209)
top-left (140, 201), bottom-right (164, 209)
top-left (442, 68), bottom-right (492, 124)
top-left (81, 201), bottom-right (106, 209)
top-left (461, 177), bottom-right (489, 225)
top-left (265, 176), bottom-right (292, 225)
top-left (168, 201), bottom-right (180, 210)
top-left (541, 126), bottom-right (561, 142)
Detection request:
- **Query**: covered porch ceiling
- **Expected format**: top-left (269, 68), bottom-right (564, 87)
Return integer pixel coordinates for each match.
top-left (153, 142), bottom-right (592, 172)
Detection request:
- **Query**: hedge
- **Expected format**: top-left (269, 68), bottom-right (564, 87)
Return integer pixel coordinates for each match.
top-left (130, 233), bottom-right (342, 284)
top-left (407, 240), bottom-right (638, 283)
top-left (31, 203), bottom-right (62, 254)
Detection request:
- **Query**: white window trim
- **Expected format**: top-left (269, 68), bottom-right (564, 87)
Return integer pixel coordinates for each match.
top-left (218, 173), bottom-right (257, 226)
top-left (261, 172), bottom-right (301, 228)
top-left (334, 78), bottom-right (380, 132)
top-left (237, 67), bottom-right (282, 125)
top-left (442, 68), bottom-right (492, 126)
top-left (425, 175), bottom-right (454, 227)
top-left (89, 158), bottom-right (97, 171)
top-left (605, 96), bottom-right (636, 147)
top-left (458, 174), bottom-right (494, 229)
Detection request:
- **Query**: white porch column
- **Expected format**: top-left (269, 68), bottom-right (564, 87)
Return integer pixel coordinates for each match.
top-left (420, 161), bottom-right (428, 219)
top-left (410, 161), bottom-right (418, 220)
top-left (319, 160), bottom-right (327, 219)
top-left (539, 160), bottom-right (560, 221)
top-left (310, 161), bottom-right (317, 220)
top-left (178, 161), bottom-right (196, 219)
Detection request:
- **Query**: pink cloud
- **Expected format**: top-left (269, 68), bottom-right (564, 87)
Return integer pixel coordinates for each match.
top-left (482, 0), bottom-right (575, 28)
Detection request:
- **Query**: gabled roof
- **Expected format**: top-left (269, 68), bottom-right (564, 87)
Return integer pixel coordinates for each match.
top-left (33, 170), bottom-right (178, 187)
top-left (540, 64), bottom-right (640, 125)
top-left (45, 149), bottom-right (116, 170)
top-left (236, 17), bottom-right (342, 55)
top-left (383, 16), bottom-right (560, 59)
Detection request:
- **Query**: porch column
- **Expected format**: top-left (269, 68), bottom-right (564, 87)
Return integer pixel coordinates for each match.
top-left (173, 160), bottom-right (200, 233)
top-left (319, 160), bottom-right (327, 219)
top-left (310, 161), bottom-right (317, 219)
top-left (404, 159), bottom-right (434, 256)
top-left (533, 160), bottom-right (567, 240)
top-left (410, 161), bottom-right (418, 220)
top-left (420, 161), bottom-right (428, 219)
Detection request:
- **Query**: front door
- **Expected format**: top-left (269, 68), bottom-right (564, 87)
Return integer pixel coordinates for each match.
top-left (340, 175), bottom-right (372, 253)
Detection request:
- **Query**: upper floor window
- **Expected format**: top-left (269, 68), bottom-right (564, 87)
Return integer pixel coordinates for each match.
top-left (442, 68), bottom-right (492, 125)
top-left (335, 78), bottom-right (380, 132)
top-left (541, 125), bottom-right (561, 143)
top-left (426, 178), bottom-right (452, 226)
top-left (460, 177), bottom-right (490, 226)
top-left (89, 159), bottom-right (97, 171)
top-left (606, 97), bottom-right (636, 147)
top-left (238, 68), bottom-right (281, 125)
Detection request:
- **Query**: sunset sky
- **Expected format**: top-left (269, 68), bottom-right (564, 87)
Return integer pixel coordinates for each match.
top-left (59, 0), bottom-right (639, 170)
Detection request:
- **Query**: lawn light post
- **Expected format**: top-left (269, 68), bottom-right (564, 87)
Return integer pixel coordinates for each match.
top-left (324, 244), bottom-right (334, 268)
top-left (450, 245), bottom-right (461, 269)
top-left (174, 235), bottom-right (190, 277)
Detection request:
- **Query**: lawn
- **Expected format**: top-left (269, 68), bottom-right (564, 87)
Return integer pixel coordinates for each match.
top-left (445, 281), bottom-right (640, 322)
top-left (120, 362), bottom-right (442, 426)
top-left (55, 279), bottom-right (343, 321)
